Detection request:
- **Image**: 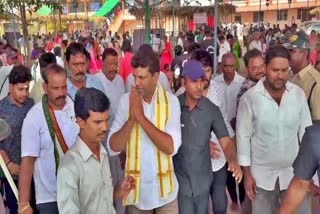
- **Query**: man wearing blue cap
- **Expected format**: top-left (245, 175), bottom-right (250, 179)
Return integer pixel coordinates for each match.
top-left (174, 60), bottom-right (242, 214)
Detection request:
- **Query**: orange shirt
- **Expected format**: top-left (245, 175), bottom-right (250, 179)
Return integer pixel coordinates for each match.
top-left (119, 52), bottom-right (133, 83)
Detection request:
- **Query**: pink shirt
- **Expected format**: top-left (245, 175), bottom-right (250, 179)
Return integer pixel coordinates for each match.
top-left (310, 49), bottom-right (318, 65)
top-left (119, 52), bottom-right (133, 83)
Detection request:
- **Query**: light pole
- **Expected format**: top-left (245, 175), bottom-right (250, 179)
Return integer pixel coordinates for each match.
top-left (277, 0), bottom-right (279, 25)
top-left (307, 0), bottom-right (310, 21)
top-left (231, 0), bottom-right (233, 23)
top-left (213, 0), bottom-right (219, 75)
top-left (172, 0), bottom-right (175, 39)
top-left (145, 0), bottom-right (151, 45)
top-left (72, 0), bottom-right (79, 31)
top-left (258, 0), bottom-right (261, 32)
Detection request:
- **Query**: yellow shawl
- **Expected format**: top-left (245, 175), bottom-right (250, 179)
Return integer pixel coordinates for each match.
top-left (123, 84), bottom-right (174, 206)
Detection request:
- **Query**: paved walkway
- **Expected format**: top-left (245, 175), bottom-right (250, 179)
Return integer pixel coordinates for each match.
top-left (208, 190), bottom-right (320, 214)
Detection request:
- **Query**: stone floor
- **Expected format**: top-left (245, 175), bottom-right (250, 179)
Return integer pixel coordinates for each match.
top-left (208, 190), bottom-right (320, 214)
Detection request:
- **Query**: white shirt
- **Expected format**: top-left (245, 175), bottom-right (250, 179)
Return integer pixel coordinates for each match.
top-left (177, 38), bottom-right (183, 47)
top-left (105, 35), bottom-right (112, 44)
top-left (56, 56), bottom-right (64, 68)
top-left (206, 81), bottom-right (235, 171)
top-left (95, 72), bottom-right (125, 125)
top-left (125, 72), bottom-right (172, 94)
top-left (107, 90), bottom-right (182, 210)
top-left (57, 137), bottom-right (115, 214)
top-left (0, 65), bottom-right (14, 100)
top-left (21, 97), bottom-right (79, 204)
top-left (218, 41), bottom-right (231, 63)
top-left (18, 37), bottom-right (25, 47)
top-left (249, 40), bottom-right (263, 52)
top-left (31, 62), bottom-right (41, 82)
top-left (236, 24), bottom-right (243, 37)
top-left (214, 72), bottom-right (245, 123)
top-left (237, 78), bottom-right (312, 191)
top-left (151, 35), bottom-right (160, 53)
top-left (266, 35), bottom-right (273, 47)
top-left (63, 33), bottom-right (68, 41)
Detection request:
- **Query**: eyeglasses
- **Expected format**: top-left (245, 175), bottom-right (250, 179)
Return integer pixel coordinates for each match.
top-left (249, 64), bottom-right (265, 72)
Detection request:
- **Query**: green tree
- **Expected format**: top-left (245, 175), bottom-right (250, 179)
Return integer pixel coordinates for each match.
top-left (133, 0), bottom-right (169, 44)
top-left (1, 0), bottom-right (61, 65)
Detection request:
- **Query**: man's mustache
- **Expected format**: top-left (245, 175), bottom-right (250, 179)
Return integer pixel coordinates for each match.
top-left (55, 96), bottom-right (66, 101)
top-left (76, 72), bottom-right (86, 77)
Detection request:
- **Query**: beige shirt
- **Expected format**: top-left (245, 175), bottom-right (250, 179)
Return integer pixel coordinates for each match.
top-left (291, 64), bottom-right (320, 121)
top-left (57, 137), bottom-right (116, 214)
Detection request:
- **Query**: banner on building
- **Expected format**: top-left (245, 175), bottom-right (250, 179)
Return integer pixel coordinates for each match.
top-left (193, 13), bottom-right (208, 24)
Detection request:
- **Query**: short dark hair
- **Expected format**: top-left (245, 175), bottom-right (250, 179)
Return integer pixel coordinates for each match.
top-left (39, 53), bottom-right (57, 70)
top-left (186, 32), bottom-right (194, 42)
top-left (219, 35), bottom-right (225, 41)
top-left (188, 43), bottom-right (201, 55)
top-left (243, 48), bottom-right (263, 67)
top-left (102, 48), bottom-right (118, 61)
top-left (66, 42), bottom-right (88, 62)
top-left (265, 46), bottom-right (290, 65)
top-left (9, 65), bottom-right (32, 84)
top-left (131, 44), bottom-right (159, 75)
top-left (74, 87), bottom-right (110, 121)
top-left (204, 27), bottom-right (212, 36)
top-left (190, 49), bottom-right (213, 68)
top-left (53, 47), bottom-right (61, 57)
top-left (62, 39), bottom-right (68, 47)
top-left (174, 45), bottom-right (183, 56)
top-left (41, 63), bottom-right (66, 84)
top-left (37, 48), bottom-right (46, 56)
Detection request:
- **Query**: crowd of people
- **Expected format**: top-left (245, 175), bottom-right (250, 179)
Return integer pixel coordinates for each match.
top-left (0, 20), bottom-right (319, 214)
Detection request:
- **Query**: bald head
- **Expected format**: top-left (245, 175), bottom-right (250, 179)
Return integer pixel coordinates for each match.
top-left (222, 52), bottom-right (236, 63)
top-left (222, 53), bottom-right (236, 84)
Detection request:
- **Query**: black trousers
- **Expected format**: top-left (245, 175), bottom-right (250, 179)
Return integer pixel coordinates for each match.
top-left (226, 166), bottom-right (245, 204)
top-left (210, 164), bottom-right (228, 214)
top-left (2, 178), bottom-right (38, 214)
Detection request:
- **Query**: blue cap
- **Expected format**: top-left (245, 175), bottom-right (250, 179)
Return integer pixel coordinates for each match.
top-left (182, 60), bottom-right (205, 80)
